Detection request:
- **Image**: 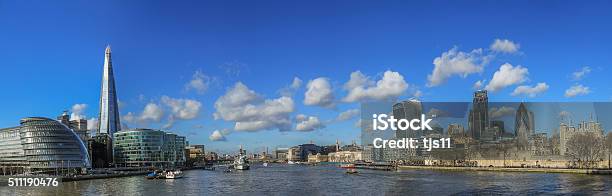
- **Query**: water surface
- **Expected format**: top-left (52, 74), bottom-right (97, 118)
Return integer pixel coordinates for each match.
top-left (1, 164), bottom-right (611, 195)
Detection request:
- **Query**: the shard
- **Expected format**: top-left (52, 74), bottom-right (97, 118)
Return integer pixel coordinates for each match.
top-left (97, 45), bottom-right (121, 137)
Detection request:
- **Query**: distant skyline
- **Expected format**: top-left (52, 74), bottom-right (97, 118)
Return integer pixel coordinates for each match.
top-left (1, 1), bottom-right (612, 153)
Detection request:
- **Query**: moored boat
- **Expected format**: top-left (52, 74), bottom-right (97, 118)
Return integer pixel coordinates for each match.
top-left (145, 171), bottom-right (159, 179)
top-left (340, 163), bottom-right (355, 169)
top-left (233, 145), bottom-right (250, 170)
top-left (165, 170), bottom-right (184, 179)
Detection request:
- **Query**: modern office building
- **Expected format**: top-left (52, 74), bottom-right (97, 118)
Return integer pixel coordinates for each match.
top-left (185, 145), bottom-right (205, 166)
top-left (0, 117), bottom-right (90, 175)
top-left (274, 148), bottom-right (289, 160)
top-left (287, 144), bottom-right (322, 162)
top-left (113, 129), bottom-right (186, 168)
top-left (57, 111), bottom-right (90, 146)
top-left (92, 46), bottom-right (122, 166)
top-left (392, 99), bottom-right (423, 138)
top-left (490, 120), bottom-right (506, 136)
top-left (515, 103), bottom-right (534, 150)
top-left (185, 145), bottom-right (205, 159)
top-left (88, 135), bottom-right (113, 168)
top-left (98, 45), bottom-right (121, 137)
top-left (468, 90), bottom-right (489, 140)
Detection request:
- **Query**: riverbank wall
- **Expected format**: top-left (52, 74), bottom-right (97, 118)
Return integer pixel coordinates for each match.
top-left (424, 159), bottom-right (611, 169)
top-left (398, 165), bottom-right (612, 175)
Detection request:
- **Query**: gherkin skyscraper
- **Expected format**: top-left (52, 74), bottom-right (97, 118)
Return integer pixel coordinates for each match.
top-left (97, 45), bottom-right (121, 138)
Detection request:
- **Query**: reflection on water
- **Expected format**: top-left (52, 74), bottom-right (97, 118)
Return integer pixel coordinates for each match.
top-left (1, 164), bottom-right (611, 195)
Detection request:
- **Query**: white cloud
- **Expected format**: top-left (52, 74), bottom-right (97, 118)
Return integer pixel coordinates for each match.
top-left (354, 119), bottom-right (362, 128)
top-left (490, 39), bottom-right (520, 53)
top-left (304, 77), bottom-right (335, 108)
top-left (413, 90), bottom-right (423, 98)
top-left (161, 96), bottom-right (202, 120)
top-left (295, 115), bottom-right (324, 132)
top-left (290, 77), bottom-right (302, 89)
top-left (70, 103), bottom-right (88, 120)
top-left (118, 100), bottom-right (126, 109)
top-left (485, 63), bottom-right (529, 92)
top-left (489, 106), bottom-right (515, 119)
top-left (426, 108), bottom-right (449, 118)
top-left (344, 71), bottom-right (373, 90)
top-left (473, 80), bottom-right (485, 90)
top-left (122, 112), bottom-right (138, 123)
top-left (511, 83), bottom-right (549, 97)
top-left (138, 103), bottom-right (164, 122)
top-left (564, 84), bottom-right (590, 97)
top-left (209, 130), bottom-right (227, 141)
top-left (295, 114), bottom-right (307, 122)
top-left (162, 115), bottom-right (175, 130)
top-left (185, 70), bottom-right (213, 94)
top-left (87, 117), bottom-right (98, 131)
top-left (214, 82), bottom-right (294, 132)
top-left (427, 47), bottom-right (489, 87)
top-left (572, 66), bottom-right (591, 81)
top-left (343, 70), bottom-right (408, 102)
top-left (279, 77), bottom-right (303, 96)
top-left (336, 109), bottom-right (360, 121)
top-left (141, 103), bottom-right (164, 122)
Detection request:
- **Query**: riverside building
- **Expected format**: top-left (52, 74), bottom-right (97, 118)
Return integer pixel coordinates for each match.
top-left (0, 117), bottom-right (90, 175)
top-left (113, 129), bottom-right (186, 168)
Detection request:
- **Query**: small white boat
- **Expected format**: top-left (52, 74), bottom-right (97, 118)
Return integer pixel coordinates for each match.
top-left (263, 162), bottom-right (268, 167)
top-left (287, 161), bottom-right (295, 165)
top-left (165, 170), bottom-right (184, 179)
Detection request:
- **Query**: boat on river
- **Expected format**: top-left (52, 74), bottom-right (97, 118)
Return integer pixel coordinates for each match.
top-left (145, 170), bottom-right (183, 179)
top-left (340, 164), bottom-right (355, 169)
top-left (233, 145), bottom-right (250, 170)
top-left (165, 170), bottom-right (184, 179)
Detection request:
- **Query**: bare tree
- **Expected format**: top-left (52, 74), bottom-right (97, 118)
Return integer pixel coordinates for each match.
top-left (566, 132), bottom-right (604, 168)
top-left (606, 132), bottom-right (612, 169)
top-left (549, 131), bottom-right (560, 155)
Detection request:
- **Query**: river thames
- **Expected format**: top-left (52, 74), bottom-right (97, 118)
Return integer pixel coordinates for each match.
top-left (1, 164), bottom-right (611, 195)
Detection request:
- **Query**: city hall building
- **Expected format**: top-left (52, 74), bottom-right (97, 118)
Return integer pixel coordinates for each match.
top-left (113, 129), bottom-right (186, 168)
top-left (0, 117), bottom-right (90, 175)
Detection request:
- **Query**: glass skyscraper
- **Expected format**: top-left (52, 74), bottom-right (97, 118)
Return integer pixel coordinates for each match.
top-left (469, 90), bottom-right (489, 140)
top-left (98, 46), bottom-right (121, 137)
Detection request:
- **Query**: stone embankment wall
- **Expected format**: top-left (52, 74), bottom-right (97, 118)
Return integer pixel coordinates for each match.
top-left (425, 159), bottom-right (611, 169)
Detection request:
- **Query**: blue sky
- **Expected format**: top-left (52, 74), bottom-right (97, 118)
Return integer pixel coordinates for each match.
top-left (1, 1), bottom-right (611, 153)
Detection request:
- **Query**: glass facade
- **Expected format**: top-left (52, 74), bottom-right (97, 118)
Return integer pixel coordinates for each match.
top-left (0, 117), bottom-right (90, 175)
top-left (98, 46), bottom-right (121, 137)
top-left (113, 129), bottom-right (186, 168)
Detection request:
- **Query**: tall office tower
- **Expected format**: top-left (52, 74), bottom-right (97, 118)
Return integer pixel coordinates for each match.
top-left (468, 90), bottom-right (488, 140)
top-left (515, 102), bottom-right (534, 150)
top-left (392, 99), bottom-right (423, 138)
top-left (97, 46), bottom-right (121, 138)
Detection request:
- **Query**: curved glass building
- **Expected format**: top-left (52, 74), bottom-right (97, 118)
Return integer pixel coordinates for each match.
top-left (0, 117), bottom-right (90, 174)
